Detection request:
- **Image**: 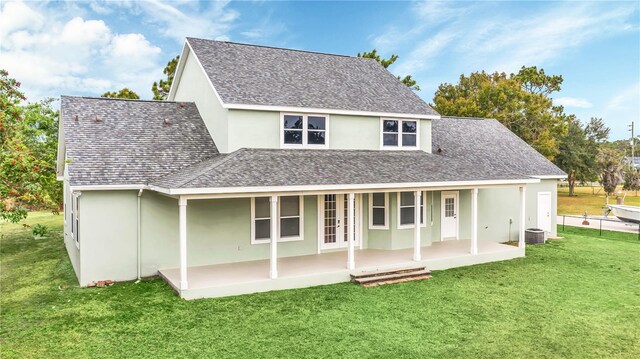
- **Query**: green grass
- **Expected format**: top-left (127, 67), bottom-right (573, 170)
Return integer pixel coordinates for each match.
top-left (1, 213), bottom-right (639, 358)
top-left (558, 185), bottom-right (640, 215)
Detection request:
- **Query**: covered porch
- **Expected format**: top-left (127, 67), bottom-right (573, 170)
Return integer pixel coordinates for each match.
top-left (152, 177), bottom-right (533, 299)
top-left (160, 239), bottom-right (523, 299)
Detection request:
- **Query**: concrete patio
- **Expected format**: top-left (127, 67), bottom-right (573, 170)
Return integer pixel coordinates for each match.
top-left (159, 239), bottom-right (524, 300)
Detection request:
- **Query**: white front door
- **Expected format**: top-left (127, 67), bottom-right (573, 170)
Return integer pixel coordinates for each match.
top-left (537, 192), bottom-right (552, 233)
top-left (320, 194), bottom-right (360, 250)
top-left (441, 191), bottom-right (459, 240)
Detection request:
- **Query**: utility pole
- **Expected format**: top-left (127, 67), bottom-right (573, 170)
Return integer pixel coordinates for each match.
top-left (632, 122), bottom-right (635, 170)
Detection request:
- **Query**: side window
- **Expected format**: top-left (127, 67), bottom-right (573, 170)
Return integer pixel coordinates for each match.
top-left (282, 114), bottom-right (328, 148)
top-left (381, 119), bottom-right (419, 149)
top-left (398, 192), bottom-right (425, 228)
top-left (252, 196), bottom-right (304, 243)
top-left (369, 193), bottom-right (388, 229)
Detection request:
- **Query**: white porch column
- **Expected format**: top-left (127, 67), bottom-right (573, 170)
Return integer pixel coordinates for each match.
top-left (347, 192), bottom-right (355, 270)
top-left (413, 191), bottom-right (422, 261)
top-left (519, 186), bottom-right (526, 249)
top-left (270, 195), bottom-right (278, 279)
top-left (470, 188), bottom-right (479, 255)
top-left (178, 196), bottom-right (188, 290)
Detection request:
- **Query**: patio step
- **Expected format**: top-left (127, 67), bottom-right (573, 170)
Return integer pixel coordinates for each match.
top-left (351, 267), bottom-right (431, 287)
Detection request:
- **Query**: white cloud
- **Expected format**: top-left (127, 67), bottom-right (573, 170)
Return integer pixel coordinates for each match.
top-left (0, 1), bottom-right (163, 100)
top-left (393, 30), bottom-right (457, 76)
top-left (554, 97), bottom-right (593, 109)
top-left (372, 1), bottom-right (638, 77)
top-left (0, 1), bottom-right (44, 35)
top-left (468, 3), bottom-right (638, 72)
top-left (134, 0), bottom-right (238, 43)
top-left (607, 83), bottom-right (640, 110)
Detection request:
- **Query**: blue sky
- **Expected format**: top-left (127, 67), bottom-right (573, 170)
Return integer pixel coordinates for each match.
top-left (1, 0), bottom-right (638, 139)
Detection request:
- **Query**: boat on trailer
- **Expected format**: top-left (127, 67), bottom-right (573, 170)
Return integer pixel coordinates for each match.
top-left (607, 205), bottom-right (640, 223)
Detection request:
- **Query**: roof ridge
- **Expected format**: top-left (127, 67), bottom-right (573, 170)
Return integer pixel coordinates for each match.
top-left (187, 37), bottom-right (361, 59)
top-left (61, 95), bottom-right (190, 104)
top-left (169, 149), bottom-right (247, 188)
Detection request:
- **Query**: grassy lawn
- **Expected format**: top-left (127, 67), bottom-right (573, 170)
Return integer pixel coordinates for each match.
top-left (1, 214), bottom-right (639, 358)
top-left (558, 185), bottom-right (640, 215)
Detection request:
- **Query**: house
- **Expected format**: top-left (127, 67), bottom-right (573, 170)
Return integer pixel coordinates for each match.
top-left (56, 38), bottom-right (566, 299)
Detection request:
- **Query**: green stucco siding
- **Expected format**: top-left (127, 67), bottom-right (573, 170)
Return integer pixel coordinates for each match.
top-left (227, 110), bottom-right (279, 151)
top-left (62, 172), bottom-right (80, 283)
top-left (173, 50), bottom-right (229, 152)
top-left (78, 191), bottom-right (138, 285)
top-left (330, 115), bottom-right (379, 149)
top-left (71, 181), bottom-right (558, 285)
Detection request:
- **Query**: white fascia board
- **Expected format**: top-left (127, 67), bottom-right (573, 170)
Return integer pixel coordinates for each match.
top-left (69, 184), bottom-right (147, 191)
top-left (530, 175), bottom-right (567, 179)
top-left (150, 178), bottom-right (540, 197)
top-left (55, 112), bottom-right (66, 179)
top-left (167, 42), bottom-right (190, 101)
top-left (224, 103), bottom-right (441, 120)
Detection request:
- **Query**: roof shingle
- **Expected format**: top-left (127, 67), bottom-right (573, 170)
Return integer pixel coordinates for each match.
top-left (432, 116), bottom-right (566, 178)
top-left (186, 37), bottom-right (438, 117)
top-left (60, 96), bottom-right (218, 186)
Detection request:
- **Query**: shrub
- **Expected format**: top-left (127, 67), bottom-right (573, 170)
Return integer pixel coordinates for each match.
top-left (32, 224), bottom-right (48, 238)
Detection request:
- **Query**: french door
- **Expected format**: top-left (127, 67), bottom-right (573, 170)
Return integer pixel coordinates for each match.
top-left (319, 194), bottom-right (360, 250)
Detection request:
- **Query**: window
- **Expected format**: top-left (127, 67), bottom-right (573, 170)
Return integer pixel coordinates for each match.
top-left (251, 196), bottom-right (304, 243)
top-left (381, 119), bottom-right (419, 149)
top-left (397, 192), bottom-right (426, 229)
top-left (281, 113), bottom-right (328, 147)
top-left (369, 192), bottom-right (388, 229)
top-left (71, 194), bottom-right (80, 248)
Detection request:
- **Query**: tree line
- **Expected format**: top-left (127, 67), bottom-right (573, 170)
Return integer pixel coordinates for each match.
top-left (0, 49), bottom-right (633, 222)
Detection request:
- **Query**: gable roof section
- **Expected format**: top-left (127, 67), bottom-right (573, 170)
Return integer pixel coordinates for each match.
top-left (185, 37), bottom-right (439, 118)
top-left (151, 148), bottom-right (533, 193)
top-left (432, 116), bottom-right (566, 178)
top-left (60, 96), bottom-right (218, 186)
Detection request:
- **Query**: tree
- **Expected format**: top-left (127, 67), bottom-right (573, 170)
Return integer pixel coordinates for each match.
top-left (102, 88), bottom-right (140, 99)
top-left (623, 170), bottom-right (640, 195)
top-left (555, 117), bottom-right (609, 196)
top-left (432, 66), bottom-right (569, 160)
top-left (1, 70), bottom-right (60, 223)
top-left (358, 49), bottom-right (420, 91)
top-left (597, 147), bottom-right (624, 200)
top-left (152, 55), bottom-right (179, 100)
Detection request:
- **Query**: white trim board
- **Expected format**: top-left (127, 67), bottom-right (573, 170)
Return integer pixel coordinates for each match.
top-left (149, 178), bottom-right (540, 196)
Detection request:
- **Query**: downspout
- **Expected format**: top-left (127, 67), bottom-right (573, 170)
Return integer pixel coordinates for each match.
top-left (136, 189), bottom-right (143, 282)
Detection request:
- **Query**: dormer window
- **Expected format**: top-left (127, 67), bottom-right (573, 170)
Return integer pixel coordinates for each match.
top-left (281, 113), bottom-right (328, 148)
top-left (381, 118), bottom-right (419, 149)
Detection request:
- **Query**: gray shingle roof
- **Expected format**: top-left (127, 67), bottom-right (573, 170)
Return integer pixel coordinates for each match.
top-left (432, 116), bottom-right (566, 177)
top-left (60, 96), bottom-right (218, 186)
top-left (151, 148), bottom-right (529, 190)
top-left (186, 37), bottom-right (438, 117)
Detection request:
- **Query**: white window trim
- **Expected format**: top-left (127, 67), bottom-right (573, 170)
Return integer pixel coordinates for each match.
top-left (397, 191), bottom-right (427, 229)
top-left (368, 192), bottom-right (389, 230)
top-left (251, 196), bottom-right (305, 244)
top-left (280, 113), bottom-right (330, 149)
top-left (380, 118), bottom-right (420, 150)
